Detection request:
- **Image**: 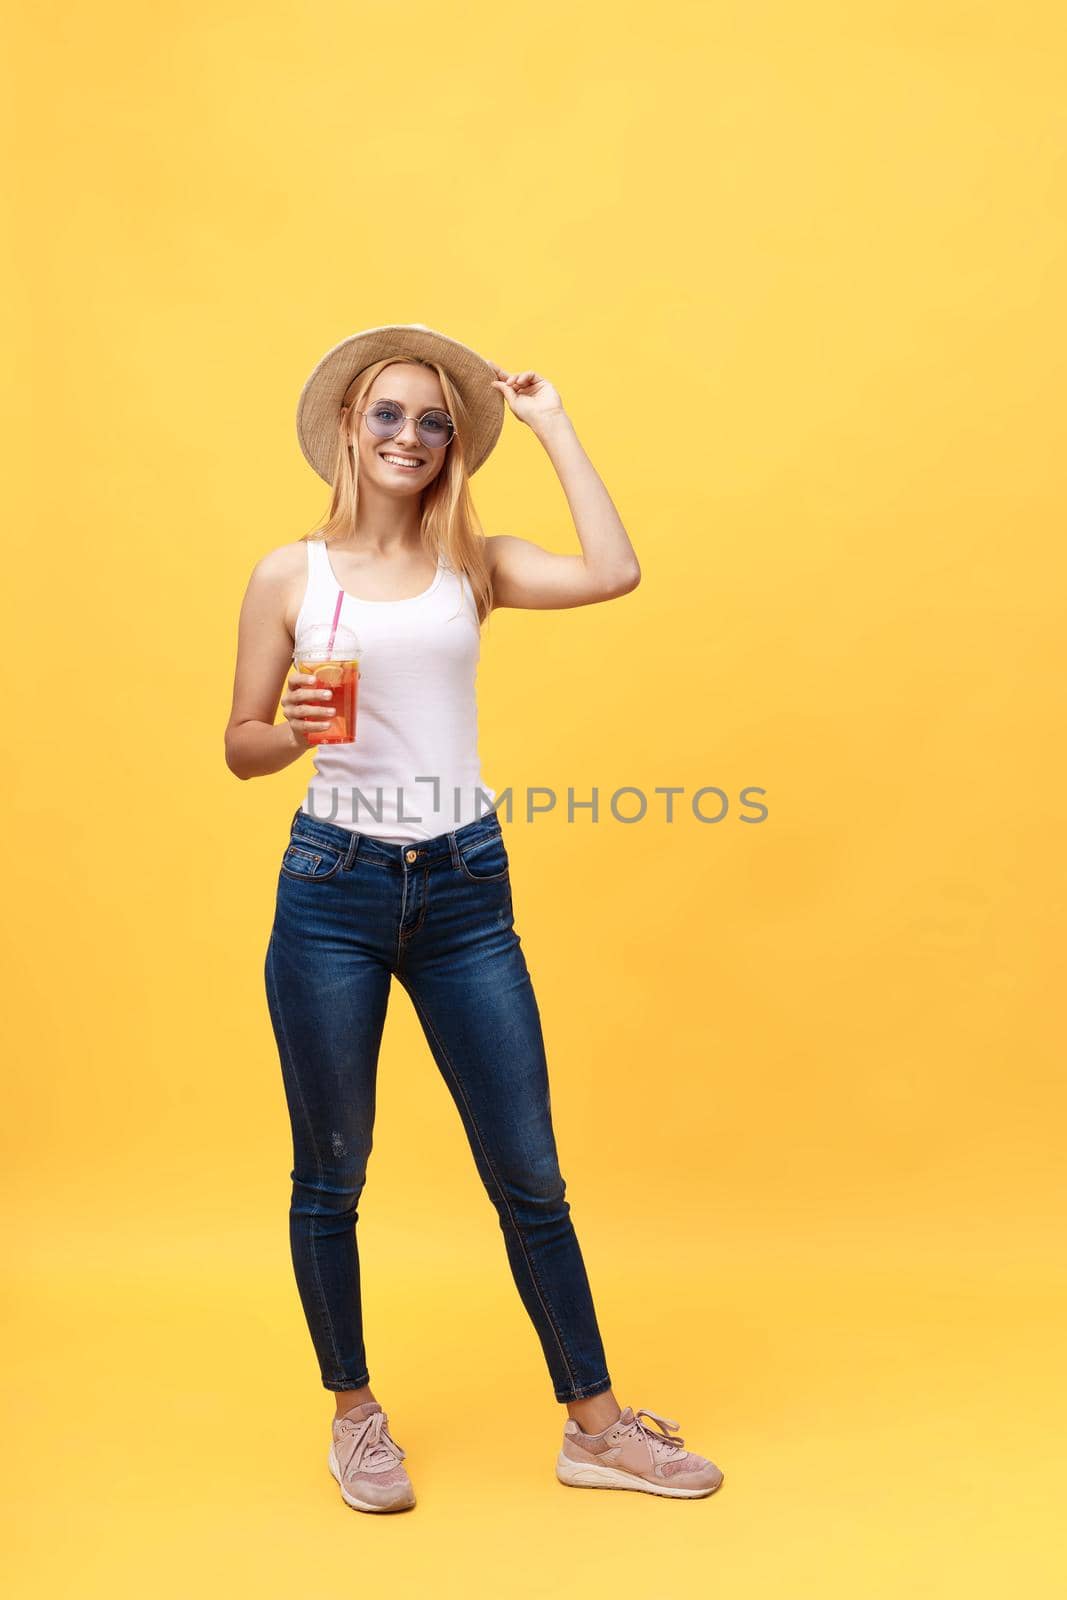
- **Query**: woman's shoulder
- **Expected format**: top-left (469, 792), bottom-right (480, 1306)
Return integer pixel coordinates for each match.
top-left (242, 539), bottom-right (318, 638)
top-left (251, 537), bottom-right (314, 587)
top-left (242, 541), bottom-right (316, 641)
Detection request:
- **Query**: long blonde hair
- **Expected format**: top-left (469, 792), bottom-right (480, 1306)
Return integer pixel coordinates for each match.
top-left (302, 357), bottom-right (495, 626)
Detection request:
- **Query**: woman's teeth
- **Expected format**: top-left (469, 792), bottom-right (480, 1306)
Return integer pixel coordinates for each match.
top-left (381, 454), bottom-right (423, 470)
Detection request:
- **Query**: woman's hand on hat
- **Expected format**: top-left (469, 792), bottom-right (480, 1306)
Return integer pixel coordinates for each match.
top-left (488, 362), bottom-right (566, 430)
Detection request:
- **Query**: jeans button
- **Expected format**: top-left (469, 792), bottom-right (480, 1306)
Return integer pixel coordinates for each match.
top-left (405, 849), bottom-right (417, 863)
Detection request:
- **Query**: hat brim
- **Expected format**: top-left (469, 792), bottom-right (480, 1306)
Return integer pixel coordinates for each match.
top-left (295, 323), bottom-right (505, 484)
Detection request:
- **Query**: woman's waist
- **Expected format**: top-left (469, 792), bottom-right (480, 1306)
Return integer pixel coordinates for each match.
top-left (289, 798), bottom-right (503, 863)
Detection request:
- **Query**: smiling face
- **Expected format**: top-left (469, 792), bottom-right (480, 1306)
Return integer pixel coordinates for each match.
top-left (349, 361), bottom-right (452, 495)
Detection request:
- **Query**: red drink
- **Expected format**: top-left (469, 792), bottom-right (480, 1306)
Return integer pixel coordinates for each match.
top-left (296, 657), bottom-right (359, 745)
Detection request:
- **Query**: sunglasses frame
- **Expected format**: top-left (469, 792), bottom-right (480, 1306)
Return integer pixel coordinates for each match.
top-left (352, 398), bottom-right (456, 451)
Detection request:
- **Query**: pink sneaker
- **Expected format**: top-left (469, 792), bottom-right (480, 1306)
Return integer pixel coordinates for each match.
top-left (327, 1400), bottom-right (415, 1512)
top-left (556, 1405), bottom-right (724, 1498)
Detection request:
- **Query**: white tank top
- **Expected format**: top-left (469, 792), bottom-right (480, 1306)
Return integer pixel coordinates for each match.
top-left (295, 537), bottom-right (497, 842)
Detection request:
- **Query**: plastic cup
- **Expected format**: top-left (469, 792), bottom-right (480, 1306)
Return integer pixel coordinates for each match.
top-left (293, 622), bottom-right (361, 746)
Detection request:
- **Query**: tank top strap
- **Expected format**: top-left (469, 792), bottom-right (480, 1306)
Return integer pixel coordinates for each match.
top-left (307, 536), bottom-right (343, 608)
top-left (294, 535), bottom-right (345, 641)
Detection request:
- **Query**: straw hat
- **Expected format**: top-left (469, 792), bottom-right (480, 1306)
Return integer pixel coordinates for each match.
top-left (295, 322), bottom-right (505, 484)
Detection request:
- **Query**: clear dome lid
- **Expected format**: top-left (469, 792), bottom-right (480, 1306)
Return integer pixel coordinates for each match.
top-left (293, 621), bottom-right (362, 663)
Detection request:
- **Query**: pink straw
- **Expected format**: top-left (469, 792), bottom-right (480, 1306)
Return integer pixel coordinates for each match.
top-left (325, 588), bottom-right (344, 657)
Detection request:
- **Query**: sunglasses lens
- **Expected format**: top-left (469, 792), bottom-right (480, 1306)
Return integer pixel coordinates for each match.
top-left (418, 411), bottom-right (454, 448)
top-left (366, 403), bottom-right (404, 438)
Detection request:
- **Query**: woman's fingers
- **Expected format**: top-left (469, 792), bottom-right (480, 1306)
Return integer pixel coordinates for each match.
top-left (286, 675), bottom-right (333, 707)
top-left (282, 676), bottom-right (335, 725)
top-left (285, 704), bottom-right (333, 720)
top-left (487, 361), bottom-right (540, 388)
top-left (287, 711), bottom-right (334, 726)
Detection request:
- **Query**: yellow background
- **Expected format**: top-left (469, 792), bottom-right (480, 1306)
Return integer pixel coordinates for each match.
top-left (5, 1), bottom-right (1065, 1594)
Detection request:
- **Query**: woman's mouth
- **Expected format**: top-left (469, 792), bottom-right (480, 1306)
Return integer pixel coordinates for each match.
top-left (380, 452), bottom-right (424, 471)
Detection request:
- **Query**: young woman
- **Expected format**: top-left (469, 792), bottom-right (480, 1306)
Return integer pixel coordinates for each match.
top-left (224, 324), bottom-right (724, 1513)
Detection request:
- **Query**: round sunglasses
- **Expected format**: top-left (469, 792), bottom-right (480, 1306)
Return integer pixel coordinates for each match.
top-left (354, 399), bottom-right (456, 451)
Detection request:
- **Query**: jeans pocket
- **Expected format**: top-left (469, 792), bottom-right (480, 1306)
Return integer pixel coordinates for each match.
top-left (458, 831), bottom-right (510, 882)
top-left (279, 838), bottom-right (344, 882)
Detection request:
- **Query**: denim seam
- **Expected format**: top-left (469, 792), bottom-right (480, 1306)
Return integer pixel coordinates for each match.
top-left (396, 870), bottom-right (408, 971)
top-left (291, 819), bottom-right (500, 874)
top-left (556, 1375), bottom-right (613, 1402)
top-left (323, 1373), bottom-right (371, 1393)
top-left (290, 839), bottom-right (501, 875)
top-left (290, 834), bottom-right (346, 856)
top-left (459, 860), bottom-right (511, 883)
top-left (399, 868), bottom-right (429, 947)
top-left (281, 846), bottom-right (343, 882)
top-left (458, 835), bottom-right (509, 881)
top-left (462, 832), bottom-right (503, 861)
top-left (286, 845), bottom-right (321, 869)
top-left (266, 939), bottom-right (347, 1385)
top-left (403, 984), bottom-right (580, 1393)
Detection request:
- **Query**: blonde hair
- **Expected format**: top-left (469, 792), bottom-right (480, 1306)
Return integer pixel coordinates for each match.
top-left (302, 357), bottom-right (495, 626)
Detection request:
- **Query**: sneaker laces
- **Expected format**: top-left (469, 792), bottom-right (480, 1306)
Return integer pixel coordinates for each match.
top-left (627, 1408), bottom-right (688, 1465)
top-left (337, 1410), bottom-right (407, 1472)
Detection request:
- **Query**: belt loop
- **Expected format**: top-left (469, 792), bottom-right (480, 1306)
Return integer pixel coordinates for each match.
top-left (344, 831), bottom-right (362, 871)
top-left (447, 829), bottom-right (461, 870)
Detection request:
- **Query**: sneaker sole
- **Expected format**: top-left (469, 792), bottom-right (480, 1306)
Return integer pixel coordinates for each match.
top-left (328, 1445), bottom-right (416, 1512)
top-left (555, 1449), bottom-right (723, 1498)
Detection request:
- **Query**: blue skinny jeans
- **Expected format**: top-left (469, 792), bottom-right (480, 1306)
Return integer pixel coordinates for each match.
top-left (264, 805), bottom-right (614, 1402)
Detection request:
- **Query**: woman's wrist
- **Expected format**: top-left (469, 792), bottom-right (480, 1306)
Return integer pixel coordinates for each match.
top-left (530, 407), bottom-right (574, 444)
top-left (281, 721), bottom-right (311, 760)
top-left (227, 717), bottom-right (308, 779)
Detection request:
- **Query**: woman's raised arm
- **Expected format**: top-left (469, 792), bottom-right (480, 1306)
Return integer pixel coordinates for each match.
top-left (485, 367), bottom-right (641, 611)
